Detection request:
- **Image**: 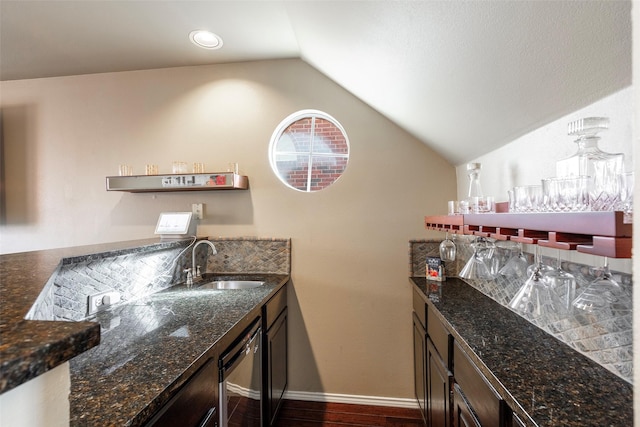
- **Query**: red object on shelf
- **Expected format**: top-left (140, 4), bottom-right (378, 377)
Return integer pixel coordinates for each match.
top-left (425, 211), bottom-right (632, 258)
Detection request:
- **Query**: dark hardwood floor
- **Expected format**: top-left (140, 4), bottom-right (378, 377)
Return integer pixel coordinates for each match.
top-left (273, 400), bottom-right (424, 427)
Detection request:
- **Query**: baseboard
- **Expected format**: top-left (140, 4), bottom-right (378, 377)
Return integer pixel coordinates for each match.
top-left (283, 390), bottom-right (420, 409)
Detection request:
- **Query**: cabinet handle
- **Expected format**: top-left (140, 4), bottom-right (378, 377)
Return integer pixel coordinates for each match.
top-left (197, 407), bottom-right (217, 427)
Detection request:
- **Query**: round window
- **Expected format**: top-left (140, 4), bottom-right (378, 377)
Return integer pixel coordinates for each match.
top-left (269, 110), bottom-right (350, 192)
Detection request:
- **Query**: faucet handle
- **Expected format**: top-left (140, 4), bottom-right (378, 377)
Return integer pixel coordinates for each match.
top-left (184, 268), bottom-right (193, 286)
top-left (196, 265), bottom-right (201, 278)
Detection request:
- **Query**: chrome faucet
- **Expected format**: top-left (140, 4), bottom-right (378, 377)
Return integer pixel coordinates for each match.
top-left (192, 239), bottom-right (217, 282)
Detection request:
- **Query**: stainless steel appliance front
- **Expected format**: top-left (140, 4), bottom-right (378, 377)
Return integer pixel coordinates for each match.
top-left (219, 318), bottom-right (262, 427)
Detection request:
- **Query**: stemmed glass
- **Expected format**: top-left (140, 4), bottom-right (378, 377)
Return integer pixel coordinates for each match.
top-left (459, 237), bottom-right (495, 280)
top-left (439, 231), bottom-right (456, 262)
top-left (542, 250), bottom-right (576, 310)
top-left (572, 257), bottom-right (631, 312)
top-left (498, 242), bottom-right (529, 280)
top-left (509, 246), bottom-right (567, 319)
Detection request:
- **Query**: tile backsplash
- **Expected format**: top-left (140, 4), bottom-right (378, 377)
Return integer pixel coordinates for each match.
top-left (27, 237), bottom-right (291, 322)
top-left (410, 237), bottom-right (633, 384)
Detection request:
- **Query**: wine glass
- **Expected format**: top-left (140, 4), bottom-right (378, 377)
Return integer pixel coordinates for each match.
top-left (498, 242), bottom-right (529, 280)
top-left (526, 246), bottom-right (554, 278)
top-left (572, 257), bottom-right (631, 312)
top-left (542, 250), bottom-right (576, 310)
top-left (509, 246), bottom-right (567, 319)
top-left (439, 231), bottom-right (456, 262)
top-left (459, 237), bottom-right (495, 280)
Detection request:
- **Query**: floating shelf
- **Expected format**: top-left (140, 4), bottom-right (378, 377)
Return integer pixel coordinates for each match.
top-left (106, 172), bottom-right (248, 193)
top-left (425, 211), bottom-right (632, 258)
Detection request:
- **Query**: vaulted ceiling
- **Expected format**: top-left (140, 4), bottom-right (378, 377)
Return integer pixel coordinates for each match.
top-left (0, 1), bottom-right (632, 165)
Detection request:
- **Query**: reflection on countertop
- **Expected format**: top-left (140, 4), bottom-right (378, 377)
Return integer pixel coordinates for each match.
top-left (0, 239), bottom-right (183, 394)
top-left (411, 276), bottom-right (632, 427)
top-left (70, 273), bottom-right (288, 427)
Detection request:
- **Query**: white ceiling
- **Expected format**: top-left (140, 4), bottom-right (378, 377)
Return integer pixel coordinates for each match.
top-left (0, 1), bottom-right (632, 165)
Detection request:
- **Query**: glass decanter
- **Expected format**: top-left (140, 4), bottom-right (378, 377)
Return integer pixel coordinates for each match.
top-left (556, 117), bottom-right (624, 211)
top-left (460, 163), bottom-right (492, 213)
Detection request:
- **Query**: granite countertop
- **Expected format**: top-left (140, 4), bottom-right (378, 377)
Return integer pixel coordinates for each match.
top-left (70, 273), bottom-right (288, 427)
top-left (0, 239), bottom-right (181, 394)
top-left (1, 238), bottom-right (288, 426)
top-left (411, 277), bottom-right (633, 427)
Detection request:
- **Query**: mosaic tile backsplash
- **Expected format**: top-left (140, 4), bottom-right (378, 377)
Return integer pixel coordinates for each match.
top-left (410, 237), bottom-right (633, 384)
top-left (27, 237), bottom-right (291, 322)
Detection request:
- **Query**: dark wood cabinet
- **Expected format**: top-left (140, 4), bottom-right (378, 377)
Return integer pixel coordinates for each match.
top-left (413, 289), bottom-right (452, 427)
top-left (413, 285), bottom-right (517, 427)
top-left (145, 358), bottom-right (218, 427)
top-left (413, 313), bottom-right (428, 424)
top-left (262, 284), bottom-right (288, 427)
top-left (511, 413), bottom-right (526, 427)
top-left (427, 338), bottom-right (451, 427)
top-left (452, 342), bottom-right (510, 427)
top-left (452, 384), bottom-right (481, 427)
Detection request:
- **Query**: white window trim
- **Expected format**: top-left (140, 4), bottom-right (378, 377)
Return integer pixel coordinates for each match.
top-left (269, 109), bottom-right (350, 192)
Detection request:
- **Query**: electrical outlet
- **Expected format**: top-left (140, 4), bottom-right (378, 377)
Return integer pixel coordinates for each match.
top-left (87, 291), bottom-right (121, 315)
top-left (192, 203), bottom-right (204, 220)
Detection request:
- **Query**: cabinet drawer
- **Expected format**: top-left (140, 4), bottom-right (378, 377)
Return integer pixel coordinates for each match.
top-left (264, 284), bottom-right (287, 329)
top-left (145, 359), bottom-right (217, 427)
top-left (412, 288), bottom-right (427, 326)
top-left (427, 305), bottom-right (450, 365)
top-left (453, 342), bottom-right (503, 427)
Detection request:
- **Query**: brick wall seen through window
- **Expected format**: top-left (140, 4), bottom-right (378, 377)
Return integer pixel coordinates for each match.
top-left (269, 111), bottom-right (350, 192)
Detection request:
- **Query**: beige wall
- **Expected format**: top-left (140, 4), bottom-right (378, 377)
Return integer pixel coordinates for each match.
top-left (0, 59), bottom-right (456, 400)
top-left (0, 363), bottom-right (70, 427)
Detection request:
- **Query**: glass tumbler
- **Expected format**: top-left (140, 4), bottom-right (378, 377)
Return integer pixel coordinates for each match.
top-left (193, 162), bottom-right (205, 173)
top-left (172, 161), bottom-right (188, 174)
top-left (618, 172), bottom-right (633, 223)
top-left (541, 178), bottom-right (559, 212)
top-left (554, 176), bottom-right (590, 212)
top-left (513, 185), bottom-right (542, 212)
top-left (119, 165), bottom-right (133, 176)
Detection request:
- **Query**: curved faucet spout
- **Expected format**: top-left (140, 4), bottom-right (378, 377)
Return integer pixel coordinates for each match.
top-left (192, 239), bottom-right (217, 280)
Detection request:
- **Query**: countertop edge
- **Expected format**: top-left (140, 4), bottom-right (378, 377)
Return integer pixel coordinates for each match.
top-left (0, 320), bottom-right (100, 394)
top-left (0, 238), bottom-right (193, 395)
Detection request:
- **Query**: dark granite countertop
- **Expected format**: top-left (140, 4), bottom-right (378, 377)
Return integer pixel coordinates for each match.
top-left (0, 239), bottom-right (186, 394)
top-left (1, 238), bottom-right (288, 426)
top-left (70, 273), bottom-right (288, 427)
top-left (411, 277), bottom-right (632, 427)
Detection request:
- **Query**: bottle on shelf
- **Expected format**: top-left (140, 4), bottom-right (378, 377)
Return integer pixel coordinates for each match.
top-left (556, 117), bottom-right (624, 211)
top-left (460, 162), bottom-right (493, 214)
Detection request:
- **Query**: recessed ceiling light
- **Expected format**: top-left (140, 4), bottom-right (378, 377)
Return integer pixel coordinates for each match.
top-left (189, 30), bottom-right (223, 50)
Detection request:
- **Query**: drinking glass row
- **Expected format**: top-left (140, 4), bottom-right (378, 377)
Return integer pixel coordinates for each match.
top-left (456, 237), bottom-right (631, 316)
top-left (509, 172), bottom-right (633, 215)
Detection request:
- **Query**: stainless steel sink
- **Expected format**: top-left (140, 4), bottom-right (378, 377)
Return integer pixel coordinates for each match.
top-left (198, 280), bottom-right (265, 290)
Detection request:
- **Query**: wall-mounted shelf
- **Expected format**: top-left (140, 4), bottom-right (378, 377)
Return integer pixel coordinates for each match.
top-left (106, 172), bottom-right (248, 193)
top-left (425, 211), bottom-right (632, 258)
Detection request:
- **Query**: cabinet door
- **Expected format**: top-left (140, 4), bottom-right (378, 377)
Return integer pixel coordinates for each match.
top-left (145, 359), bottom-right (218, 427)
top-left (512, 413), bottom-right (526, 427)
top-left (413, 313), bottom-right (428, 425)
top-left (427, 338), bottom-right (451, 427)
top-left (453, 384), bottom-right (481, 427)
top-left (265, 308), bottom-right (288, 427)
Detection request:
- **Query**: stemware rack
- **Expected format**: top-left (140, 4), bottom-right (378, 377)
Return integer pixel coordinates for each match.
top-left (425, 211), bottom-right (632, 258)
